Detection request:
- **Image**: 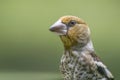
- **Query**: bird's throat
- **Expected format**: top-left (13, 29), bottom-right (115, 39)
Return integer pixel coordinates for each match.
top-left (60, 35), bottom-right (77, 50)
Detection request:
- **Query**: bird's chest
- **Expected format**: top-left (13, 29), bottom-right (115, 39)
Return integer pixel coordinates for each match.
top-left (60, 51), bottom-right (98, 80)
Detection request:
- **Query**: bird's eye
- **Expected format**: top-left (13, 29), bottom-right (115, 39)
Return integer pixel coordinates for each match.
top-left (68, 20), bottom-right (76, 27)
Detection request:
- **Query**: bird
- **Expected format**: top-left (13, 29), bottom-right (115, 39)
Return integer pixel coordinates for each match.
top-left (49, 15), bottom-right (114, 80)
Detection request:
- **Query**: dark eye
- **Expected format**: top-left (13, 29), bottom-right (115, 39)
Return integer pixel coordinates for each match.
top-left (68, 20), bottom-right (76, 27)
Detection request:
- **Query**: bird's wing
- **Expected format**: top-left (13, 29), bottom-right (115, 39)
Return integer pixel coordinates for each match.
top-left (90, 52), bottom-right (114, 80)
top-left (95, 61), bottom-right (114, 80)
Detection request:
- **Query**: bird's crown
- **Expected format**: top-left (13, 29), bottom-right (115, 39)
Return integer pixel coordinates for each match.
top-left (60, 15), bottom-right (86, 25)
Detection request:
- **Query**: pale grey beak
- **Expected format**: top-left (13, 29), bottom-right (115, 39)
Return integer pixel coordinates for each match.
top-left (49, 20), bottom-right (67, 35)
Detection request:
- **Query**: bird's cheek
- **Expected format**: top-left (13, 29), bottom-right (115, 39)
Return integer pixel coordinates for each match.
top-left (67, 28), bottom-right (74, 37)
top-left (67, 27), bottom-right (79, 36)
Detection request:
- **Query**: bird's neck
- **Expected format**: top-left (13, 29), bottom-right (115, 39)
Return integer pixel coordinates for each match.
top-left (64, 39), bottom-right (95, 53)
top-left (71, 40), bottom-right (95, 52)
top-left (60, 35), bottom-right (94, 52)
top-left (71, 40), bottom-right (94, 52)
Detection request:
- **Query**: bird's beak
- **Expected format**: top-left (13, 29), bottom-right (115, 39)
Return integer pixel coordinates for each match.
top-left (49, 20), bottom-right (67, 35)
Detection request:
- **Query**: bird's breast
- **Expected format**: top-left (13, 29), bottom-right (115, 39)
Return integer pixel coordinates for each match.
top-left (60, 50), bottom-right (88, 79)
top-left (60, 50), bottom-right (103, 80)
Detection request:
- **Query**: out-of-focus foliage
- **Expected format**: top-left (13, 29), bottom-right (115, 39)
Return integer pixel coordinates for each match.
top-left (0, 0), bottom-right (120, 79)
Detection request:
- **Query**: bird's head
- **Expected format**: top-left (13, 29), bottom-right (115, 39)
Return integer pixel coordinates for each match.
top-left (49, 16), bottom-right (90, 49)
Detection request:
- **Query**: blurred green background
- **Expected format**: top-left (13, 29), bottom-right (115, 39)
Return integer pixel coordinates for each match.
top-left (0, 0), bottom-right (120, 80)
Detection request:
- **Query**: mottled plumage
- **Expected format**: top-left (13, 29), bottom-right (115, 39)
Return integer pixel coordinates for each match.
top-left (49, 16), bottom-right (114, 80)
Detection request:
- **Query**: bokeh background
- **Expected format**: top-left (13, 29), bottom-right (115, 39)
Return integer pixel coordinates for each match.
top-left (0, 0), bottom-right (120, 80)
